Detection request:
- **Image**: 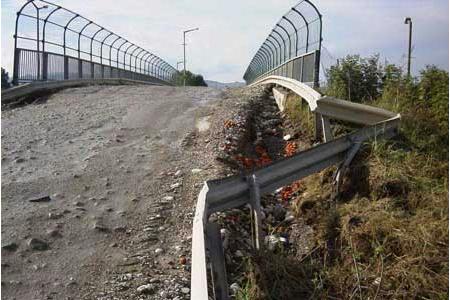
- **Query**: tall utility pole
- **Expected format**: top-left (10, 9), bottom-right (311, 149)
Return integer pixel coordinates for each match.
top-left (404, 17), bottom-right (412, 78)
top-left (182, 27), bottom-right (199, 86)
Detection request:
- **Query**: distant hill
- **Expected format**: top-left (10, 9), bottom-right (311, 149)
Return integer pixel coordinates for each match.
top-left (205, 80), bottom-right (246, 89)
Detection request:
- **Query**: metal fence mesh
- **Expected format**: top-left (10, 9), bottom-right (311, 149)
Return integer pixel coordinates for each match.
top-left (243, 0), bottom-right (322, 86)
top-left (13, 0), bottom-right (176, 85)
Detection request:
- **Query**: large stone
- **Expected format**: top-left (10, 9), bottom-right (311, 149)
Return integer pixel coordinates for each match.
top-left (2, 242), bottom-right (18, 252)
top-left (136, 284), bottom-right (153, 294)
top-left (28, 238), bottom-right (49, 251)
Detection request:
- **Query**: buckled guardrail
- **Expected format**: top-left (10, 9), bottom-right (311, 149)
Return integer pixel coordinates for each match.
top-left (190, 77), bottom-right (401, 300)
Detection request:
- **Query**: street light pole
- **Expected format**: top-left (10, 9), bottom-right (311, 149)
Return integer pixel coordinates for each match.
top-left (183, 27), bottom-right (199, 86)
top-left (404, 17), bottom-right (412, 78)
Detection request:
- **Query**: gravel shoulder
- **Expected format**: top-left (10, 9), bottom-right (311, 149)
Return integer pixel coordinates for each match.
top-left (1, 84), bottom-right (257, 300)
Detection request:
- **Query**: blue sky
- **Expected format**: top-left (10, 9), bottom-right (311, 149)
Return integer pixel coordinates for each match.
top-left (1, 0), bottom-right (448, 82)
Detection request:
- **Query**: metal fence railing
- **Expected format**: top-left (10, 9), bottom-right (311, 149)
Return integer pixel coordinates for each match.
top-left (243, 0), bottom-right (322, 86)
top-left (13, 0), bottom-right (177, 85)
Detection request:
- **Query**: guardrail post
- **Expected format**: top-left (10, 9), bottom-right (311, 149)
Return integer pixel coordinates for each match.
top-left (321, 115), bottom-right (332, 142)
top-left (64, 55), bottom-right (69, 80)
top-left (314, 113), bottom-right (322, 141)
top-left (248, 174), bottom-right (263, 250)
top-left (42, 52), bottom-right (48, 81)
top-left (206, 222), bottom-right (229, 300)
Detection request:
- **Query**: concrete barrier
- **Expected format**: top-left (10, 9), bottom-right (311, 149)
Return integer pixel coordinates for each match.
top-left (1, 78), bottom-right (167, 105)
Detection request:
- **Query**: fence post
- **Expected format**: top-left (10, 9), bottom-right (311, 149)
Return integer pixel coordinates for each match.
top-left (64, 56), bottom-right (69, 80)
top-left (42, 52), bottom-right (48, 81)
top-left (12, 48), bottom-right (20, 85)
top-left (91, 62), bottom-right (95, 79)
top-left (78, 59), bottom-right (83, 79)
top-left (313, 50), bottom-right (320, 89)
top-left (300, 56), bottom-right (305, 83)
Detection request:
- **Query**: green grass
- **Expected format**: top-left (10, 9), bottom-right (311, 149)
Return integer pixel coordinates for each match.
top-left (238, 77), bottom-right (448, 299)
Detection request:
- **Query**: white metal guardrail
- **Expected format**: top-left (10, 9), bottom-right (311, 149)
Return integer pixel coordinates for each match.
top-left (251, 75), bottom-right (399, 125)
top-left (190, 77), bottom-right (401, 300)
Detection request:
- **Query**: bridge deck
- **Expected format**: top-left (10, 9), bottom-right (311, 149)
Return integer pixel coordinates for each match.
top-left (1, 85), bottom-right (224, 299)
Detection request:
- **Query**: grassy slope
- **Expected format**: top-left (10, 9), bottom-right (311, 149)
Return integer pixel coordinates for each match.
top-left (239, 89), bottom-right (448, 299)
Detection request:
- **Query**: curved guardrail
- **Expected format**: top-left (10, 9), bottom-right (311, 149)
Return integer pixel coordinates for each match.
top-left (190, 77), bottom-right (401, 300)
top-left (252, 75), bottom-right (399, 125)
top-left (243, 0), bottom-right (322, 86)
top-left (12, 0), bottom-right (177, 85)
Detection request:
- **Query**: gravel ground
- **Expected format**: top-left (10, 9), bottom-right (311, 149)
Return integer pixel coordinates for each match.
top-left (1, 84), bottom-right (262, 300)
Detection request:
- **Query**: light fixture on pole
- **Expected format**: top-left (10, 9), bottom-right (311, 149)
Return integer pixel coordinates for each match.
top-left (404, 17), bottom-right (412, 78)
top-left (182, 27), bottom-right (199, 86)
top-left (177, 61), bottom-right (184, 71)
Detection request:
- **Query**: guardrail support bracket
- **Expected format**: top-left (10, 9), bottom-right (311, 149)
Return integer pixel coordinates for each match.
top-left (332, 142), bottom-right (362, 199)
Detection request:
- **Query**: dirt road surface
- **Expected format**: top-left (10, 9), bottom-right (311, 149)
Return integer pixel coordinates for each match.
top-left (1, 84), bottom-right (235, 299)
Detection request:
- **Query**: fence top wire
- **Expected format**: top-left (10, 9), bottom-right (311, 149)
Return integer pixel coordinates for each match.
top-left (243, 0), bottom-right (322, 83)
top-left (14, 0), bottom-right (176, 75)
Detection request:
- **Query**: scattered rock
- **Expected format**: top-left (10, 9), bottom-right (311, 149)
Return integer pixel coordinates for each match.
top-left (2, 242), bottom-right (18, 252)
top-left (14, 158), bottom-right (26, 163)
top-left (46, 229), bottom-right (62, 238)
top-left (283, 134), bottom-right (292, 141)
top-left (51, 193), bottom-right (64, 199)
top-left (265, 235), bottom-right (287, 251)
top-left (155, 248), bottom-right (164, 254)
top-left (48, 212), bottom-right (63, 219)
top-left (28, 238), bottom-right (49, 251)
top-left (191, 168), bottom-right (202, 174)
top-left (273, 204), bottom-right (286, 221)
top-left (181, 287), bottom-right (190, 294)
top-left (113, 226), bottom-right (127, 233)
top-left (284, 214), bottom-right (295, 223)
top-left (170, 183), bottom-right (182, 189)
top-left (28, 195), bottom-right (51, 203)
top-left (93, 222), bottom-right (108, 232)
top-left (136, 284), bottom-right (153, 294)
top-left (163, 196), bottom-right (174, 202)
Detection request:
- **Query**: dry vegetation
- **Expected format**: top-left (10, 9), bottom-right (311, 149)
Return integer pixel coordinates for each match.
top-left (237, 64), bottom-right (448, 299)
